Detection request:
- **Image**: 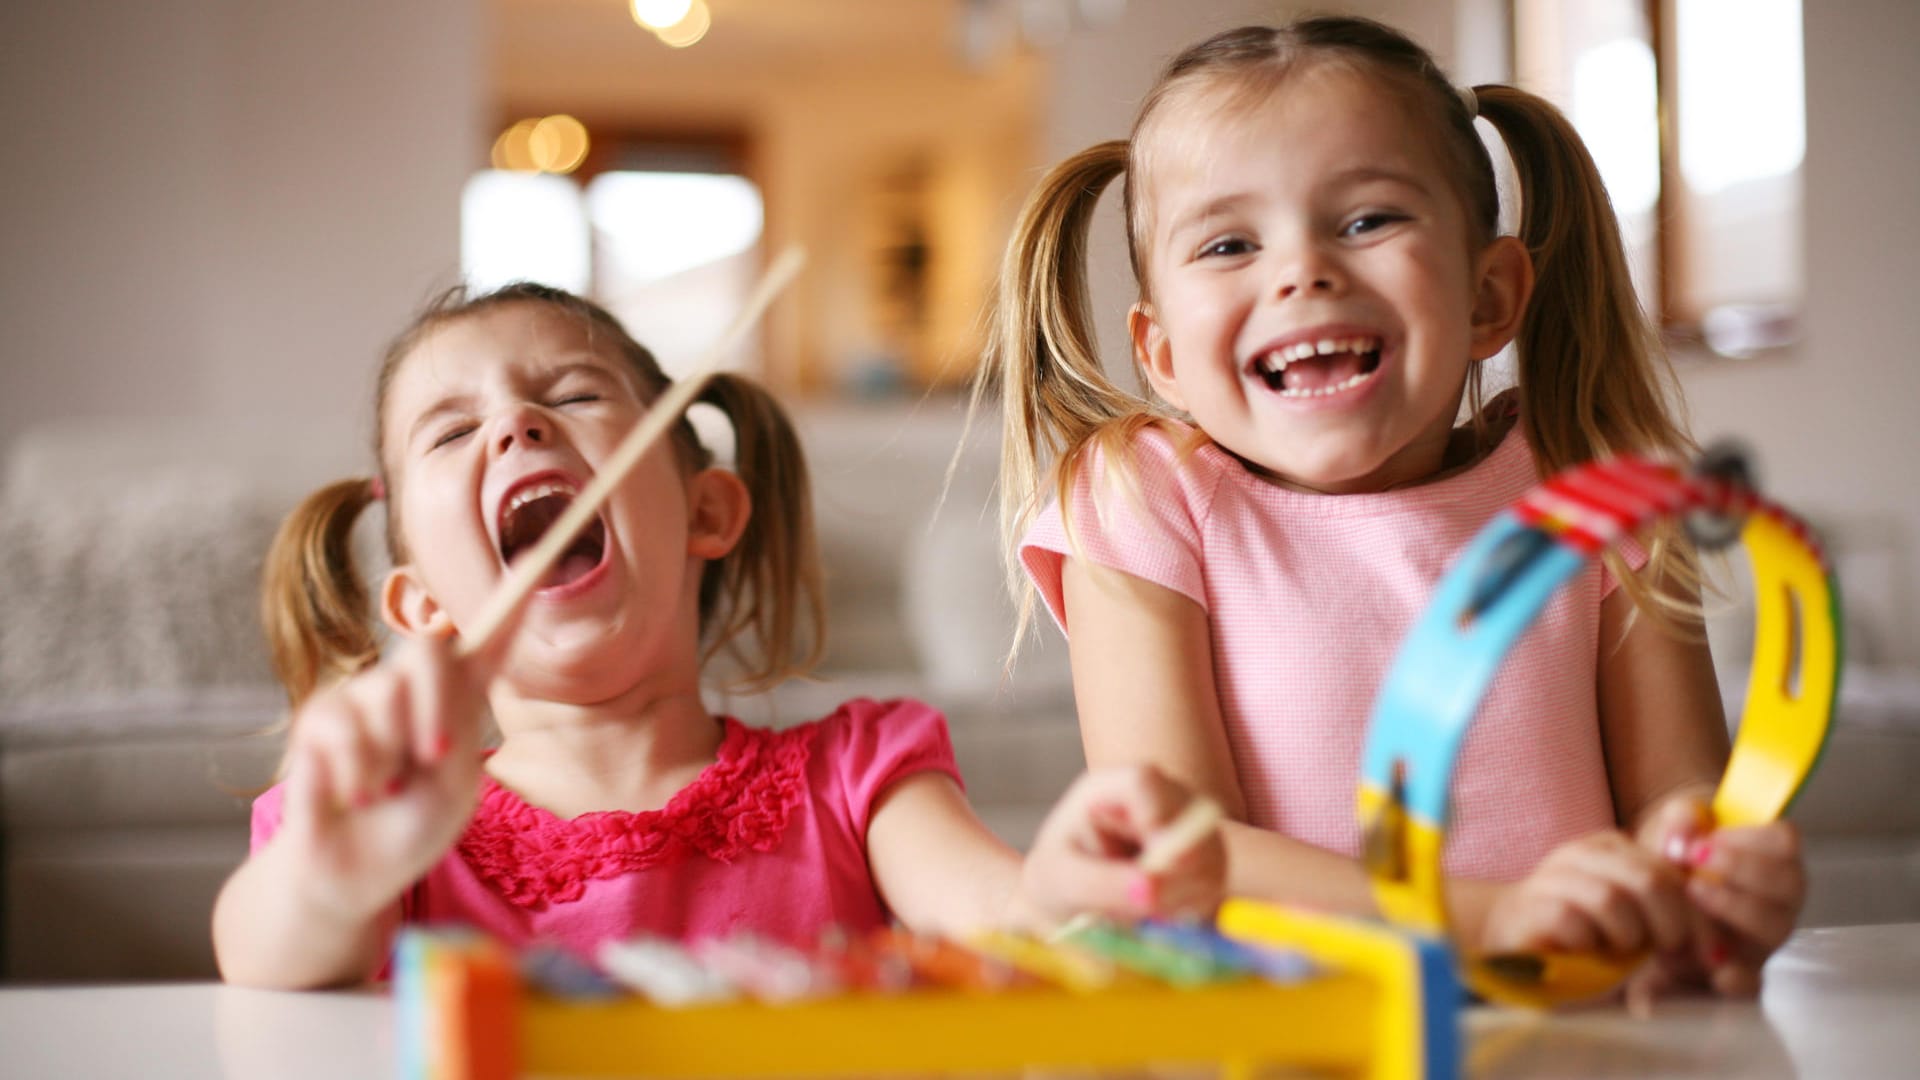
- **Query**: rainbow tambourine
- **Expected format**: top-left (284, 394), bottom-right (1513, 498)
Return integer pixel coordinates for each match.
top-left (1358, 445), bottom-right (1841, 1007)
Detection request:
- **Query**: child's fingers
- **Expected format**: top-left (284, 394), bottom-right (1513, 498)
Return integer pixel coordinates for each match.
top-left (1708, 953), bottom-right (1765, 998)
top-left (396, 631), bottom-right (473, 767)
top-left (1687, 874), bottom-right (1798, 953)
top-left (1531, 871), bottom-right (1652, 954)
top-left (1067, 765), bottom-right (1195, 857)
top-left (1689, 824), bottom-right (1807, 907)
top-left (1510, 888), bottom-right (1603, 954)
top-left (338, 667), bottom-right (414, 799)
top-left (296, 688), bottom-right (387, 810)
top-left (1550, 837), bottom-right (1690, 953)
top-left (283, 735), bottom-right (336, 834)
top-left (1638, 792), bottom-right (1713, 859)
top-left (1030, 838), bottom-right (1160, 922)
top-left (1146, 849), bottom-right (1226, 918)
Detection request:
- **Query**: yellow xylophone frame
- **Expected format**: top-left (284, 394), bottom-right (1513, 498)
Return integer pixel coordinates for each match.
top-left (397, 898), bottom-right (1460, 1080)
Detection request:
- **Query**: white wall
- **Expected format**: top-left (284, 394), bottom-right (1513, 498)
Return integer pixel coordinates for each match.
top-left (0, 0), bottom-right (481, 457)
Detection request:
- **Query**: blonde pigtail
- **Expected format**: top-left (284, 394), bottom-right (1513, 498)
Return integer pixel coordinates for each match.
top-left (1474, 85), bottom-right (1705, 628)
top-left (696, 373), bottom-right (826, 691)
top-left (259, 477), bottom-right (382, 710)
top-left (981, 139), bottom-right (1157, 648)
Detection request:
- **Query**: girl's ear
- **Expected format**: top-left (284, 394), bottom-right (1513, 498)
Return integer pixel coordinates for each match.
top-left (1469, 235), bottom-right (1535, 361)
top-left (380, 565), bottom-right (452, 639)
top-left (1129, 302), bottom-right (1188, 410)
top-left (686, 466), bottom-right (751, 560)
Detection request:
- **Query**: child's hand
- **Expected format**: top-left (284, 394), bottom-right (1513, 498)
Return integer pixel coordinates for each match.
top-left (278, 629), bottom-right (495, 919)
top-left (1640, 796), bottom-right (1808, 997)
top-left (1478, 829), bottom-right (1692, 961)
top-left (1022, 765), bottom-right (1227, 926)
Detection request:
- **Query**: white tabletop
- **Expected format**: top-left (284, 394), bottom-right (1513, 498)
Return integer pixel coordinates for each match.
top-left (4, 922), bottom-right (1917, 1079)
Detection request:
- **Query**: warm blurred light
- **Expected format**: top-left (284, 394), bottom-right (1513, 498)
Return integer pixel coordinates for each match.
top-left (491, 118), bottom-right (541, 172)
top-left (587, 171), bottom-right (763, 283)
top-left (656, 0), bottom-right (711, 48)
top-left (630, 0), bottom-right (692, 31)
top-left (528, 114), bottom-right (590, 175)
top-left (1570, 39), bottom-right (1659, 215)
top-left (1678, 0), bottom-right (1803, 193)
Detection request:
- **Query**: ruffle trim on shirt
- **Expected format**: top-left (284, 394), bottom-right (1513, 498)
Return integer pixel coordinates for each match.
top-left (456, 717), bottom-right (815, 909)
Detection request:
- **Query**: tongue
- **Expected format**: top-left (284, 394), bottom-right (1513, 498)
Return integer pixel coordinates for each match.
top-left (1282, 352), bottom-right (1367, 392)
top-left (542, 550), bottom-right (600, 589)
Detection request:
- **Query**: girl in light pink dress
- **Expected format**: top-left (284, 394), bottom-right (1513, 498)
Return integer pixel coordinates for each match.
top-left (984, 15), bottom-right (1803, 997)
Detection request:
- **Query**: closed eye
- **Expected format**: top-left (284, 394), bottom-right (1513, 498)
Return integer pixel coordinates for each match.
top-left (549, 392), bottom-right (601, 407)
top-left (430, 424), bottom-right (476, 451)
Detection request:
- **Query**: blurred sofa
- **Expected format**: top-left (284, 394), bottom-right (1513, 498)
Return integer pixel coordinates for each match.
top-left (0, 398), bottom-right (1083, 982)
top-left (2, 398), bottom-right (1916, 982)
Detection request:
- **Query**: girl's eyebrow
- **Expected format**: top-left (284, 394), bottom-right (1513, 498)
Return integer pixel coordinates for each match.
top-left (541, 360), bottom-right (626, 386)
top-left (1329, 165), bottom-right (1432, 196)
top-left (1165, 192), bottom-right (1257, 244)
top-left (407, 393), bottom-right (479, 445)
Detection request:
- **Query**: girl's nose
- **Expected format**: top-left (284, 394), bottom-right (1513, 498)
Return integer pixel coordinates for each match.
top-left (491, 406), bottom-right (550, 456)
top-left (1273, 247), bottom-right (1344, 300)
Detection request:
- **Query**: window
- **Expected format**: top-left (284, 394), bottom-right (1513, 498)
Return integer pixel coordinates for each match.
top-left (460, 127), bottom-right (765, 380)
top-left (1513, 0), bottom-right (1804, 357)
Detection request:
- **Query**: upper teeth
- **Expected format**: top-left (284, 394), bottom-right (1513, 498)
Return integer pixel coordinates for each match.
top-left (1258, 336), bottom-right (1381, 374)
top-left (503, 480), bottom-right (576, 520)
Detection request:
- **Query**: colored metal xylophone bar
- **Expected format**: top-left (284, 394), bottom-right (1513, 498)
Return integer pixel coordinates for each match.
top-left (396, 897), bottom-right (1460, 1080)
top-left (1359, 445), bottom-right (1841, 1007)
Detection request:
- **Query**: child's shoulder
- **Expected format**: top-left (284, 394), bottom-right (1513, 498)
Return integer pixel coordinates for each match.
top-left (1067, 416), bottom-right (1241, 498)
top-left (782, 697), bottom-right (964, 812)
top-left (803, 697), bottom-right (953, 761)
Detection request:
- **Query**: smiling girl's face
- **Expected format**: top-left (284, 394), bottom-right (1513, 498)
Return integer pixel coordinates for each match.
top-left (1128, 62), bottom-right (1528, 493)
top-left (376, 302), bottom-right (736, 702)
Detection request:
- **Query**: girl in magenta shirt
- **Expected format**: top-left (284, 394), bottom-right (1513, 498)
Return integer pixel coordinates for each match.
top-left (213, 283), bottom-right (1222, 990)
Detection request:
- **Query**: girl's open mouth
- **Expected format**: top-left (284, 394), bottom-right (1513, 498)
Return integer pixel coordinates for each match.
top-left (1251, 335), bottom-right (1383, 398)
top-left (495, 480), bottom-right (609, 591)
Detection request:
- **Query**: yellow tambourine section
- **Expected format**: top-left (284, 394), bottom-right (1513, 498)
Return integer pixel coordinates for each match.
top-left (1358, 451), bottom-right (1840, 1008)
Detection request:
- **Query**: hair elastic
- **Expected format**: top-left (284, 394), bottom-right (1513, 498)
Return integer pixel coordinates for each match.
top-left (369, 476), bottom-right (386, 501)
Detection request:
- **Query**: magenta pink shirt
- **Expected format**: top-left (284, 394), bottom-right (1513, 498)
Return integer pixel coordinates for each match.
top-left (1022, 421), bottom-right (1633, 882)
top-left (250, 698), bottom-right (961, 956)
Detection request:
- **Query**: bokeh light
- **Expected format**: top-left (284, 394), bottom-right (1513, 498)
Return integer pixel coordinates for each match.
top-left (491, 115), bottom-right (591, 175)
top-left (656, 0), bottom-right (711, 48)
top-left (528, 114), bottom-right (590, 174)
top-left (490, 118), bottom-right (541, 172)
top-left (630, 0), bottom-right (693, 31)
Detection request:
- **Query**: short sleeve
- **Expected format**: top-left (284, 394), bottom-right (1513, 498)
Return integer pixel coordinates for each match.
top-left (250, 782), bottom-right (288, 853)
top-left (1598, 533), bottom-right (1652, 597)
top-left (823, 698), bottom-right (965, 840)
top-left (1018, 426), bottom-right (1224, 634)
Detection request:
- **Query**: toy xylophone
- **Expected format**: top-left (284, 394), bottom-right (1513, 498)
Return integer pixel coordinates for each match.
top-left (397, 898), bottom-right (1459, 1080)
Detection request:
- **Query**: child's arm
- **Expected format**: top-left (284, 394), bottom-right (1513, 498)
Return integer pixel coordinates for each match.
top-left (211, 634), bottom-right (490, 988)
top-left (1058, 557), bottom-right (1690, 957)
top-left (1594, 586), bottom-right (1729, 839)
top-left (863, 766), bottom-right (1224, 939)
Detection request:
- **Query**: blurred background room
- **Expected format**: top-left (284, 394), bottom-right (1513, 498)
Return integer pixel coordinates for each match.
top-left (1, 0), bottom-right (1916, 982)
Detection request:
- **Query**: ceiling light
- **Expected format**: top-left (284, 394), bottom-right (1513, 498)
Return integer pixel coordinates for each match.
top-left (630, 0), bottom-right (692, 31)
